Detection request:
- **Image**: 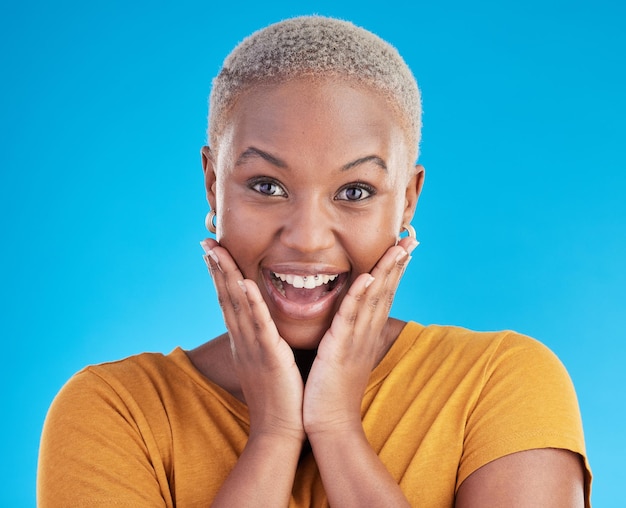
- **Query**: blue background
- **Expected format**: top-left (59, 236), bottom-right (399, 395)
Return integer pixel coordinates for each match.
top-left (1, 0), bottom-right (624, 505)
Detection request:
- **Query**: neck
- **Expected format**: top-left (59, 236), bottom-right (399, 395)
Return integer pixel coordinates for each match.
top-left (293, 348), bottom-right (317, 382)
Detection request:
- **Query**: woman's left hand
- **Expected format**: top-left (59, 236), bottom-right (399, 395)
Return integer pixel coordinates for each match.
top-left (302, 237), bottom-right (416, 437)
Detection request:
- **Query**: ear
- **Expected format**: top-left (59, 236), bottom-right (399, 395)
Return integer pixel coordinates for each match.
top-left (201, 145), bottom-right (217, 210)
top-left (402, 164), bottom-right (425, 226)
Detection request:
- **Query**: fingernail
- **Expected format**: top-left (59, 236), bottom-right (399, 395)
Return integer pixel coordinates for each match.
top-left (206, 249), bottom-right (220, 266)
top-left (395, 250), bottom-right (409, 263)
top-left (199, 239), bottom-right (220, 265)
top-left (237, 280), bottom-right (248, 293)
top-left (199, 239), bottom-right (211, 254)
top-left (364, 275), bottom-right (375, 289)
top-left (406, 239), bottom-right (420, 255)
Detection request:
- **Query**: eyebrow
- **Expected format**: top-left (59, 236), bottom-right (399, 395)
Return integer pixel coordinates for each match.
top-left (235, 147), bottom-right (287, 168)
top-left (235, 146), bottom-right (387, 172)
top-left (341, 155), bottom-right (387, 172)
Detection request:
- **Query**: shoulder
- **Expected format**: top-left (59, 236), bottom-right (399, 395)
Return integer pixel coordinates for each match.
top-left (432, 325), bottom-right (577, 407)
top-left (400, 322), bottom-right (562, 380)
top-left (395, 323), bottom-right (588, 476)
top-left (61, 350), bottom-right (177, 395)
top-left (421, 326), bottom-right (590, 493)
top-left (46, 348), bottom-right (198, 428)
top-left (409, 324), bottom-right (580, 428)
top-left (414, 322), bottom-right (548, 352)
top-left (38, 352), bottom-right (178, 505)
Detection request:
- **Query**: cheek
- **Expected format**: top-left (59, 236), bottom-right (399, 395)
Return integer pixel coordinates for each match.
top-left (216, 209), bottom-right (268, 277)
top-left (346, 223), bottom-right (398, 273)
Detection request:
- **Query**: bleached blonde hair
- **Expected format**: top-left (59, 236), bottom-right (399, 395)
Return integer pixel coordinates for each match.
top-left (208, 16), bottom-right (422, 160)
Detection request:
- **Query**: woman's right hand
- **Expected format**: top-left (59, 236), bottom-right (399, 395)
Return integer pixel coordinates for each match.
top-left (201, 238), bottom-right (305, 444)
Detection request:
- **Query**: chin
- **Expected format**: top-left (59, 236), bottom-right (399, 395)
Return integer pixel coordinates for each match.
top-left (275, 320), bottom-right (329, 351)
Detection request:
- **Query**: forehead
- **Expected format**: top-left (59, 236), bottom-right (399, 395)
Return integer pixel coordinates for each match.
top-left (216, 78), bottom-right (410, 167)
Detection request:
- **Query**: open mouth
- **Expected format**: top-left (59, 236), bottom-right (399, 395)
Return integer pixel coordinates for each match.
top-left (269, 271), bottom-right (343, 304)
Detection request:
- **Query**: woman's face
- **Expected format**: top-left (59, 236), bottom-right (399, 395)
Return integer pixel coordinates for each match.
top-left (203, 78), bottom-right (423, 349)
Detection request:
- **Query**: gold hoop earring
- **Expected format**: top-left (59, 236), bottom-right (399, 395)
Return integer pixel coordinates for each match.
top-left (401, 223), bottom-right (416, 239)
top-left (205, 210), bottom-right (217, 234)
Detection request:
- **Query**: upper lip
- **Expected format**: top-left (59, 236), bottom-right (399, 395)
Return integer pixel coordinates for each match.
top-left (264, 263), bottom-right (348, 277)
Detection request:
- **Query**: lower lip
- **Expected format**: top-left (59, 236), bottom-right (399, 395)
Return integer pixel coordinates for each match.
top-left (262, 271), bottom-right (347, 320)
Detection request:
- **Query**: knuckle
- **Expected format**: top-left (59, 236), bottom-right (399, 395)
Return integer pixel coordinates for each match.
top-left (368, 295), bottom-right (380, 310)
top-left (346, 311), bottom-right (358, 323)
top-left (338, 307), bottom-right (358, 324)
top-left (216, 295), bottom-right (228, 311)
top-left (394, 252), bottom-right (409, 270)
top-left (231, 299), bottom-right (242, 313)
top-left (394, 259), bottom-right (406, 271)
top-left (385, 292), bottom-right (395, 310)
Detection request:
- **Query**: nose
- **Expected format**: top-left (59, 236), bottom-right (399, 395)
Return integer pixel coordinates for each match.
top-left (279, 198), bottom-right (335, 253)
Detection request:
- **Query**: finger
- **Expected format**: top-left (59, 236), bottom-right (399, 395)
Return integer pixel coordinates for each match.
top-left (340, 244), bottom-right (408, 318)
top-left (352, 246), bottom-right (410, 326)
top-left (397, 235), bottom-right (419, 255)
top-left (201, 243), bottom-right (285, 363)
top-left (200, 242), bottom-right (256, 351)
top-left (209, 250), bottom-right (280, 350)
top-left (368, 241), bottom-right (415, 307)
top-left (210, 260), bottom-right (248, 346)
top-left (229, 279), bottom-right (271, 350)
top-left (326, 244), bottom-right (412, 355)
top-left (200, 238), bottom-right (221, 271)
top-left (379, 235), bottom-right (417, 285)
top-left (243, 279), bottom-right (293, 364)
top-left (324, 272), bottom-right (374, 351)
top-left (369, 243), bottom-right (411, 284)
top-left (242, 280), bottom-right (281, 344)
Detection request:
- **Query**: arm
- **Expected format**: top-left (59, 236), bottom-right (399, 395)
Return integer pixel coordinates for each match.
top-left (202, 240), bottom-right (305, 507)
top-left (307, 426), bottom-right (410, 507)
top-left (455, 330), bottom-right (591, 506)
top-left (38, 370), bottom-right (170, 507)
top-left (456, 448), bottom-right (586, 507)
top-left (304, 240), bottom-right (415, 506)
top-left (211, 432), bottom-right (303, 507)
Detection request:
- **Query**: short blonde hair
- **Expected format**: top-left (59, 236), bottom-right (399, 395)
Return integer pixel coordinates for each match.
top-left (208, 16), bottom-right (422, 160)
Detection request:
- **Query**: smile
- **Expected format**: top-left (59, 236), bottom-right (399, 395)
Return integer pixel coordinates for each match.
top-left (264, 269), bottom-right (347, 320)
top-left (272, 272), bottom-right (338, 291)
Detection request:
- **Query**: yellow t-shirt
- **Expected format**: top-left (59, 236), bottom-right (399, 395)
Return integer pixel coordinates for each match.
top-left (38, 322), bottom-right (591, 507)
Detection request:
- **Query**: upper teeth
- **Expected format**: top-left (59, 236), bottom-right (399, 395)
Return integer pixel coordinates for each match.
top-left (273, 272), bottom-right (338, 289)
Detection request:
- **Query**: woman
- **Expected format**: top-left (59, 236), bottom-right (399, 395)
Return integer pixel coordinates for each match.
top-left (38, 16), bottom-right (591, 506)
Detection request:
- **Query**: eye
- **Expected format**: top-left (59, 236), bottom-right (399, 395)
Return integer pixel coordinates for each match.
top-left (336, 183), bottom-right (375, 201)
top-left (248, 178), bottom-right (287, 197)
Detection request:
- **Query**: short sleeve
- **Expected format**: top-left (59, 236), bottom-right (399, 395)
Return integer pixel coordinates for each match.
top-left (37, 369), bottom-right (172, 507)
top-left (457, 333), bottom-right (591, 502)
